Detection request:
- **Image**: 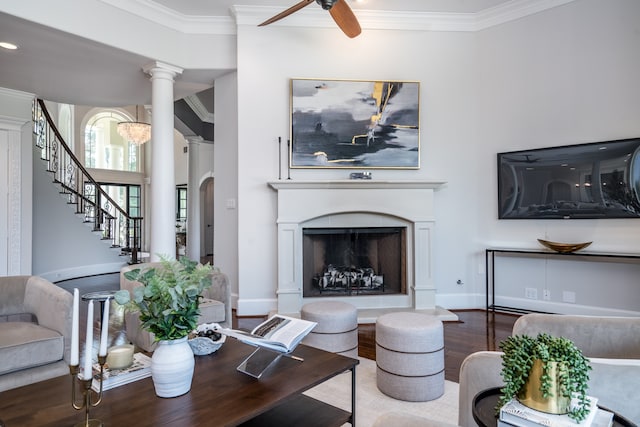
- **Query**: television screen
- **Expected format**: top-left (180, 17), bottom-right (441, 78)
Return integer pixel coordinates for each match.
top-left (498, 138), bottom-right (640, 219)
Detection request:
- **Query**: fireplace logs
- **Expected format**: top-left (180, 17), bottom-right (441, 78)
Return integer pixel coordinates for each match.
top-left (313, 264), bottom-right (384, 295)
top-left (303, 226), bottom-right (405, 297)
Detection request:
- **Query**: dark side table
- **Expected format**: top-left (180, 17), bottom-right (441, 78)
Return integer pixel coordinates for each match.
top-left (472, 387), bottom-right (636, 427)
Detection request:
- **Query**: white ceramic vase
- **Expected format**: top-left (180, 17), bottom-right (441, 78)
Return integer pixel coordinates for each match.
top-left (151, 336), bottom-right (195, 398)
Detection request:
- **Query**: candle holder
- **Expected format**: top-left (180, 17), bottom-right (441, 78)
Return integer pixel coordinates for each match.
top-left (70, 355), bottom-right (106, 427)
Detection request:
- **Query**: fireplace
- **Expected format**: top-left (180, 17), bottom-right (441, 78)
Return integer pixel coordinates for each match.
top-left (268, 180), bottom-right (444, 315)
top-left (303, 227), bottom-right (407, 297)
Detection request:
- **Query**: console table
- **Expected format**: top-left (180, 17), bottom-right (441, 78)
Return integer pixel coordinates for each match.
top-left (485, 248), bottom-right (640, 314)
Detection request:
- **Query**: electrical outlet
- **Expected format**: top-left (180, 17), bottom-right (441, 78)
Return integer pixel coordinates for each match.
top-left (543, 290), bottom-right (551, 301)
top-left (525, 288), bottom-right (538, 299)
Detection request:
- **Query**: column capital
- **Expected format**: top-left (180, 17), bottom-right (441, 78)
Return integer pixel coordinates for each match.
top-left (185, 136), bottom-right (204, 145)
top-left (142, 61), bottom-right (183, 80)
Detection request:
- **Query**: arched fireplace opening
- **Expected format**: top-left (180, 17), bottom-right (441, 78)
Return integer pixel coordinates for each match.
top-left (302, 227), bottom-right (407, 297)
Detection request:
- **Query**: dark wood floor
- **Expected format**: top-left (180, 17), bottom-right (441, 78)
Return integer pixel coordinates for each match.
top-left (104, 307), bottom-right (517, 384)
top-left (236, 310), bottom-right (519, 383)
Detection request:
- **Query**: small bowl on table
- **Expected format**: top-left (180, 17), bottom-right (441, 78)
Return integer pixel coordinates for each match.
top-left (537, 239), bottom-right (592, 254)
top-left (188, 323), bottom-right (226, 356)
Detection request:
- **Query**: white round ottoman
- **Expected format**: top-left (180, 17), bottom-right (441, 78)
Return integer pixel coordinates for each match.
top-left (375, 312), bottom-right (444, 401)
top-left (300, 301), bottom-right (358, 358)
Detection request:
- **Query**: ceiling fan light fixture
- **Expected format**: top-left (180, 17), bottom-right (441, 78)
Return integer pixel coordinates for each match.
top-left (117, 105), bottom-right (151, 145)
top-left (259, 0), bottom-right (361, 38)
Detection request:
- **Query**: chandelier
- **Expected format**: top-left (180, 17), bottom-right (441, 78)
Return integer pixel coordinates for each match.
top-left (117, 105), bottom-right (151, 145)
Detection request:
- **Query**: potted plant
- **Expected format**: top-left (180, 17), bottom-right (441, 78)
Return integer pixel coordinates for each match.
top-left (114, 256), bottom-right (214, 397)
top-left (498, 333), bottom-right (592, 422)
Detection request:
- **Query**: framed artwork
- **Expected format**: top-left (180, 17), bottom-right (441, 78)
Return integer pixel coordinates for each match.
top-left (290, 78), bottom-right (420, 169)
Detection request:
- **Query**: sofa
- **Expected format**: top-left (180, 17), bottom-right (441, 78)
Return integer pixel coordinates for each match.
top-left (373, 313), bottom-right (640, 426)
top-left (120, 262), bottom-right (232, 352)
top-left (0, 275), bottom-right (73, 392)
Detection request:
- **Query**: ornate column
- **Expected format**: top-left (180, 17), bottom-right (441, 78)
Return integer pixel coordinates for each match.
top-left (185, 136), bottom-right (202, 261)
top-left (143, 61), bottom-right (183, 262)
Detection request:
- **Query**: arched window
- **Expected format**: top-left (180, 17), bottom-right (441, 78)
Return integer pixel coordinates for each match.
top-left (84, 111), bottom-right (141, 172)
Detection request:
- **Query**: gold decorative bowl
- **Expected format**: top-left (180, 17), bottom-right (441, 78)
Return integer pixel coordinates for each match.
top-left (537, 239), bottom-right (592, 253)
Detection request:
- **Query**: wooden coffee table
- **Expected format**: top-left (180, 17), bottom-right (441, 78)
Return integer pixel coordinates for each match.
top-left (0, 339), bottom-right (358, 426)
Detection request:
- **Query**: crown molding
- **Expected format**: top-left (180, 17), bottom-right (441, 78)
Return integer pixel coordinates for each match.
top-left (475, 0), bottom-right (577, 30)
top-left (102, 0), bottom-right (578, 35)
top-left (100, 0), bottom-right (236, 34)
top-left (0, 87), bottom-right (35, 102)
top-left (184, 95), bottom-right (215, 124)
top-left (233, 0), bottom-right (578, 32)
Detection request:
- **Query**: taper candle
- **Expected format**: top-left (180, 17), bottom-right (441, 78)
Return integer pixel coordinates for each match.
top-left (84, 300), bottom-right (94, 380)
top-left (99, 298), bottom-right (110, 357)
top-left (70, 288), bottom-right (79, 366)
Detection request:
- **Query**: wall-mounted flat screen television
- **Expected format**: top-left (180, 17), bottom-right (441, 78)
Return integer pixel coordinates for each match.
top-left (498, 138), bottom-right (640, 219)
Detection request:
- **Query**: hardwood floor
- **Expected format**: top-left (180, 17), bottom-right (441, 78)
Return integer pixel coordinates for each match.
top-left (106, 307), bottom-right (517, 382)
top-left (88, 274), bottom-right (518, 384)
top-left (236, 310), bottom-right (519, 383)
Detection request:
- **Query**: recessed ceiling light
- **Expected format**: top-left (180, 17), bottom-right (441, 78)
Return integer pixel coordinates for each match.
top-left (0, 42), bottom-right (18, 50)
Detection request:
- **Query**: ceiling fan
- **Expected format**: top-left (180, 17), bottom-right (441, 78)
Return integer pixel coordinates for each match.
top-left (259, 0), bottom-right (362, 38)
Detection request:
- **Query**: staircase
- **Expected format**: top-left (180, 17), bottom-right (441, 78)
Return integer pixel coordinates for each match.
top-left (32, 99), bottom-right (142, 264)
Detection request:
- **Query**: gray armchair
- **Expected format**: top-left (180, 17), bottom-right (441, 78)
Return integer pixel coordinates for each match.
top-left (0, 275), bottom-right (73, 392)
top-left (120, 262), bottom-right (232, 352)
top-left (458, 314), bottom-right (640, 427)
top-left (372, 313), bottom-right (640, 426)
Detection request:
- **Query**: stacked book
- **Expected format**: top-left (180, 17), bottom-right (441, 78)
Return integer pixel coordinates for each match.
top-left (91, 352), bottom-right (152, 392)
top-left (498, 396), bottom-right (614, 427)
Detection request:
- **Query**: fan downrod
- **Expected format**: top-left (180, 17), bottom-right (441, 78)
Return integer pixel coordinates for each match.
top-left (317, 0), bottom-right (338, 10)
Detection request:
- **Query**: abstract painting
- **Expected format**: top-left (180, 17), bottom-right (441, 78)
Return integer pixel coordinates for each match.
top-left (290, 78), bottom-right (420, 169)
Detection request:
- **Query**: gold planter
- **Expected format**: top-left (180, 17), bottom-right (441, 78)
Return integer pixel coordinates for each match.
top-left (517, 359), bottom-right (571, 414)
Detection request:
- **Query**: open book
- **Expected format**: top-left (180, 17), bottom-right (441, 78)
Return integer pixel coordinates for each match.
top-left (219, 314), bottom-right (317, 354)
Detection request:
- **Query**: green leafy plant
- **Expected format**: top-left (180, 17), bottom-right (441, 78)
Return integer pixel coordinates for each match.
top-left (498, 333), bottom-right (592, 422)
top-left (114, 256), bottom-right (215, 341)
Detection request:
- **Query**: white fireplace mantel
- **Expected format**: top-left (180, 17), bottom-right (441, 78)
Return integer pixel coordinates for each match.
top-left (268, 180), bottom-right (446, 315)
top-left (268, 180), bottom-right (446, 190)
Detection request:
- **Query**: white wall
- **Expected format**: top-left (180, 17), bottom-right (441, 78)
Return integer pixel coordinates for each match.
top-left (174, 131), bottom-right (188, 186)
top-left (4, 1), bottom-right (639, 315)
top-left (232, 24), bottom-right (477, 314)
top-left (473, 0), bottom-right (640, 314)
top-left (214, 72), bottom-right (239, 307)
top-left (228, 0), bottom-right (640, 315)
top-left (32, 142), bottom-right (126, 281)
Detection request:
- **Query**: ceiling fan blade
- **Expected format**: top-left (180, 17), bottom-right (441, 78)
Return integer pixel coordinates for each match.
top-left (329, 0), bottom-right (361, 38)
top-left (258, 0), bottom-right (315, 27)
